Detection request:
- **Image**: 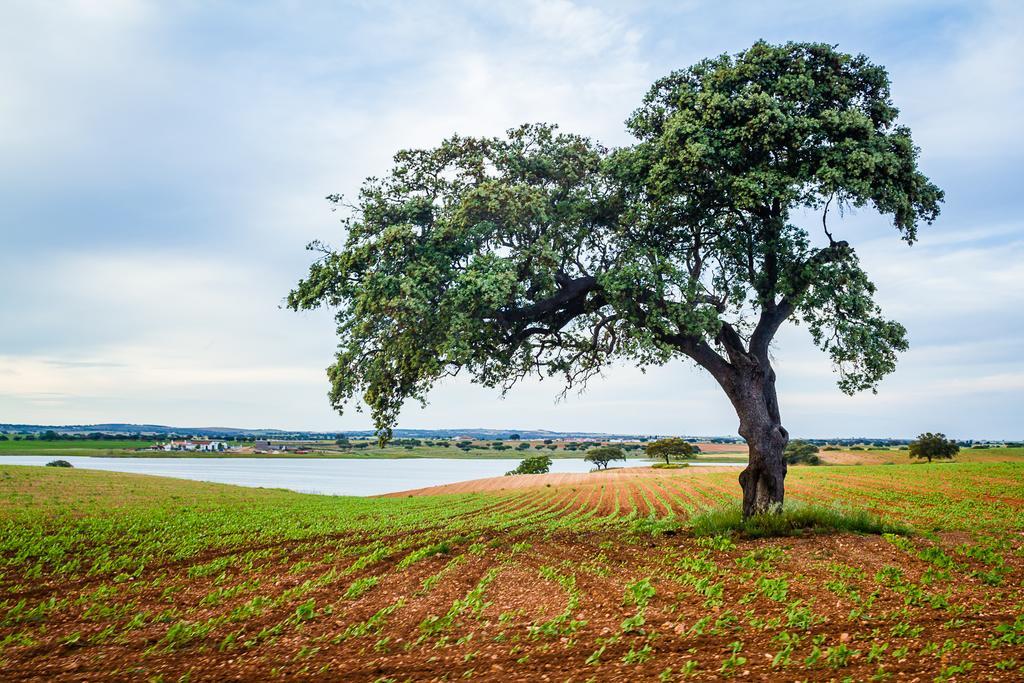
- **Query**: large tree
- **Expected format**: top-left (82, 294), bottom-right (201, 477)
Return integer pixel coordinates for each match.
top-left (289, 41), bottom-right (942, 516)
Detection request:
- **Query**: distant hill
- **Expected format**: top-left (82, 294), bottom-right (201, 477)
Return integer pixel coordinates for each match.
top-left (0, 423), bottom-right (743, 442)
top-left (1, 423), bottom-right (1010, 445)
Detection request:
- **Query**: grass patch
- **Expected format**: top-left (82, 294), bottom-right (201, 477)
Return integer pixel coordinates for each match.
top-left (651, 462), bottom-right (689, 469)
top-left (689, 502), bottom-right (910, 539)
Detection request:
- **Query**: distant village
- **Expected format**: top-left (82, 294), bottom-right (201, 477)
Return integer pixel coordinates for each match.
top-left (153, 439), bottom-right (312, 454)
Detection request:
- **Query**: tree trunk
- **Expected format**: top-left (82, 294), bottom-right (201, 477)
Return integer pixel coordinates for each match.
top-left (738, 419), bottom-right (788, 517)
top-left (730, 365), bottom-right (789, 518)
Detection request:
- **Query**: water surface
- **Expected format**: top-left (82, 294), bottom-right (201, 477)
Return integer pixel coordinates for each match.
top-left (0, 456), bottom-right (741, 496)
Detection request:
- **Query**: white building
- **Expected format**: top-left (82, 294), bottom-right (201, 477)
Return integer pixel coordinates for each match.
top-left (162, 440), bottom-right (228, 452)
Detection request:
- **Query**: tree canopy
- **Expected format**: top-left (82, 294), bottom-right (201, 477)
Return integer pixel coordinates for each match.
top-left (290, 41), bottom-right (941, 514)
top-left (584, 445), bottom-right (626, 470)
top-left (645, 437), bottom-right (696, 464)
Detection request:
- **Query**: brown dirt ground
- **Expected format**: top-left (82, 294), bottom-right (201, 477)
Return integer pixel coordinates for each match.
top-left (4, 528), bottom-right (1023, 682)
top-left (4, 464), bottom-right (1024, 681)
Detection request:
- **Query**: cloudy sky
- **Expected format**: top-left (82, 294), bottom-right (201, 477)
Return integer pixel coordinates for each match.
top-left (2, 1), bottom-right (1022, 438)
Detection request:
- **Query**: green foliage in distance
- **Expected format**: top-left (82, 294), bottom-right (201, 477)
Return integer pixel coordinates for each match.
top-left (645, 437), bottom-right (695, 465)
top-left (505, 454), bottom-right (553, 476)
top-left (584, 445), bottom-right (626, 470)
top-left (908, 433), bottom-right (959, 463)
top-left (784, 440), bottom-right (821, 465)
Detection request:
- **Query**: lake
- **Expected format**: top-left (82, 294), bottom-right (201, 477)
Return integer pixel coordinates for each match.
top-left (0, 456), bottom-right (743, 496)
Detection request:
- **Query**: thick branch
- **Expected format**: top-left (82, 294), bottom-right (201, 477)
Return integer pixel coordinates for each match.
top-left (498, 274), bottom-right (598, 324)
top-left (749, 240), bottom-right (851, 361)
top-left (715, 321), bottom-right (750, 367)
top-left (659, 330), bottom-right (737, 389)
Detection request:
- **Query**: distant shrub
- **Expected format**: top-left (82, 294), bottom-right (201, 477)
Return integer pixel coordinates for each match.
top-left (849, 446), bottom-right (864, 451)
top-left (505, 455), bottom-right (552, 476)
top-left (46, 460), bottom-right (73, 468)
top-left (689, 502), bottom-right (909, 539)
top-left (784, 440), bottom-right (820, 465)
top-left (822, 446), bottom-right (840, 451)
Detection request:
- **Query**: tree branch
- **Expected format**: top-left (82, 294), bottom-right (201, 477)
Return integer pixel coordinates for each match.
top-left (497, 274), bottom-right (598, 324)
top-left (715, 321), bottom-right (750, 367)
top-left (749, 240), bottom-right (851, 361)
top-left (660, 331), bottom-right (737, 389)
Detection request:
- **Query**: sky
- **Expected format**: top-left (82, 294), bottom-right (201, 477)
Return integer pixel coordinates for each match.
top-left (1, 0), bottom-right (1022, 439)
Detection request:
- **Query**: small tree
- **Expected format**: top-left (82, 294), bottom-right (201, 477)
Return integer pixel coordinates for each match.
top-left (585, 445), bottom-right (626, 470)
top-left (908, 432), bottom-right (959, 463)
top-left (784, 440), bottom-right (821, 465)
top-left (505, 454), bottom-right (552, 476)
top-left (645, 437), bottom-right (695, 464)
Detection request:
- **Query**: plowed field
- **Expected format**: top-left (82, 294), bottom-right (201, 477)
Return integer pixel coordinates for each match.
top-left (2, 462), bottom-right (1023, 681)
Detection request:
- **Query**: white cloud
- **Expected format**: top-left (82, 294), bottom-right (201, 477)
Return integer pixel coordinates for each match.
top-left (897, 1), bottom-right (1024, 160)
top-left (0, 1), bottom-right (1021, 437)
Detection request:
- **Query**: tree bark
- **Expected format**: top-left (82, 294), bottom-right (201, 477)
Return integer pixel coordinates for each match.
top-left (738, 418), bottom-right (788, 517)
top-left (730, 364), bottom-right (789, 518)
top-left (667, 328), bottom-right (790, 518)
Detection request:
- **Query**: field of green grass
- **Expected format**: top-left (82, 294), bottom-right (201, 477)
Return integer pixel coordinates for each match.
top-left (0, 439), bottom-right (161, 456)
top-left (1, 461), bottom-right (1022, 681)
top-left (0, 438), bottom-right (748, 461)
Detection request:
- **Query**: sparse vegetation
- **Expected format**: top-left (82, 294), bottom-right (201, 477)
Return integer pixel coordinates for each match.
top-left (505, 454), bottom-right (552, 476)
top-left (1, 460), bottom-right (1022, 680)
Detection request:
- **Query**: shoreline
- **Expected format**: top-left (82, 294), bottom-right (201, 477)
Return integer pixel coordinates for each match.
top-left (0, 452), bottom-right (749, 462)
